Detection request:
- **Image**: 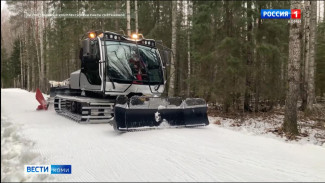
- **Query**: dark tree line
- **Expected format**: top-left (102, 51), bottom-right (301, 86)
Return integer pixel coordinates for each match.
top-left (1, 1), bottom-right (325, 125)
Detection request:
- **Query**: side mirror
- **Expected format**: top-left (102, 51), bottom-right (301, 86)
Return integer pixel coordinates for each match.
top-left (156, 40), bottom-right (171, 67)
top-left (161, 50), bottom-right (171, 66)
top-left (79, 48), bottom-right (83, 60)
top-left (82, 39), bottom-right (90, 58)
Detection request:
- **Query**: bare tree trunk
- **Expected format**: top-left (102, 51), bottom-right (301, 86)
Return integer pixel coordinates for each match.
top-left (186, 0), bottom-right (191, 97)
top-left (155, 1), bottom-right (161, 25)
top-left (301, 0), bottom-right (310, 110)
top-left (244, 1), bottom-right (253, 112)
top-left (33, 1), bottom-right (40, 90)
top-left (115, 1), bottom-right (119, 31)
top-left (307, 0), bottom-right (317, 111)
top-left (126, 0), bottom-right (131, 36)
top-left (300, 1), bottom-right (306, 110)
top-left (135, 0), bottom-right (138, 34)
top-left (39, 1), bottom-right (45, 91)
top-left (23, 2), bottom-right (29, 90)
top-left (17, 78), bottom-right (20, 88)
top-left (27, 60), bottom-right (30, 90)
top-left (32, 58), bottom-right (35, 91)
top-left (318, 1), bottom-right (320, 23)
top-left (177, 0), bottom-right (183, 95)
top-left (168, 0), bottom-right (177, 97)
top-left (20, 38), bottom-right (24, 89)
top-left (254, 5), bottom-right (260, 111)
top-left (283, 1), bottom-right (301, 135)
top-left (26, 23), bottom-right (30, 91)
top-left (45, 1), bottom-right (50, 93)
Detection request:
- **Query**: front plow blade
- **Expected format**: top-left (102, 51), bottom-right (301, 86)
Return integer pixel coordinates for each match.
top-left (183, 98), bottom-right (209, 126)
top-left (114, 96), bottom-right (209, 131)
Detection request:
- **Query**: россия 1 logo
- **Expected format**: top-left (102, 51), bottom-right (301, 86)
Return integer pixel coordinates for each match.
top-left (25, 165), bottom-right (71, 174)
top-left (261, 9), bottom-right (301, 19)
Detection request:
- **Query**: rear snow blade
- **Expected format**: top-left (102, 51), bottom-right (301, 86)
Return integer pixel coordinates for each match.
top-left (114, 96), bottom-right (209, 131)
top-left (36, 88), bottom-right (48, 110)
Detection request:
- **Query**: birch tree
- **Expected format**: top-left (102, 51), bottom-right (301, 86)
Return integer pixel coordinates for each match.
top-left (39, 1), bottom-right (45, 91)
top-left (20, 36), bottom-right (24, 88)
top-left (126, 0), bottom-right (131, 35)
top-left (32, 1), bottom-right (40, 91)
top-left (45, 1), bottom-right (50, 93)
top-left (168, 0), bottom-right (177, 97)
top-left (3, 0), bottom-right (325, 113)
top-left (26, 5), bottom-right (31, 91)
top-left (135, 0), bottom-right (138, 34)
top-left (115, 1), bottom-right (119, 31)
top-left (186, 0), bottom-right (191, 97)
top-left (283, 1), bottom-right (301, 135)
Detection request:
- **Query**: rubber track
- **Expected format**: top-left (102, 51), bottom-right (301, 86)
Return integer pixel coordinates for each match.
top-left (54, 96), bottom-right (114, 124)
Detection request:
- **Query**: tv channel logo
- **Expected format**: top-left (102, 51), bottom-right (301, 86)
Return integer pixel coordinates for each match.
top-left (291, 9), bottom-right (301, 19)
top-left (25, 165), bottom-right (71, 174)
top-left (51, 165), bottom-right (72, 174)
top-left (24, 165), bottom-right (50, 174)
top-left (261, 9), bottom-right (301, 19)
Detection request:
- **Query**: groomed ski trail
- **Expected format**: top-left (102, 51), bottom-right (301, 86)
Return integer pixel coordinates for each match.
top-left (1, 88), bottom-right (325, 182)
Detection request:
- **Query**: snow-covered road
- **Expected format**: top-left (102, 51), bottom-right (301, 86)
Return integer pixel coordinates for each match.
top-left (1, 88), bottom-right (325, 182)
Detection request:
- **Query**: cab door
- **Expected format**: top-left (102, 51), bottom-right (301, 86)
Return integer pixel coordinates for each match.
top-left (99, 39), bottom-right (106, 93)
top-left (81, 39), bottom-right (102, 89)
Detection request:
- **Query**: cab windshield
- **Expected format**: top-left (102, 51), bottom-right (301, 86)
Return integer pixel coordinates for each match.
top-left (105, 42), bottom-right (163, 85)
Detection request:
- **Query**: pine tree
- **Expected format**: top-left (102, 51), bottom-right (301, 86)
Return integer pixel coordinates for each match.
top-left (10, 38), bottom-right (22, 85)
top-left (2, 0), bottom-right (324, 114)
top-left (283, 1), bottom-right (301, 135)
top-left (244, 0), bottom-right (254, 112)
top-left (1, 33), bottom-right (9, 87)
top-left (307, 0), bottom-right (317, 111)
top-left (315, 19), bottom-right (325, 97)
top-left (301, 1), bottom-right (311, 111)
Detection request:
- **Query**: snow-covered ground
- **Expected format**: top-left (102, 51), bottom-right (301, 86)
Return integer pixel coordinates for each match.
top-left (1, 88), bottom-right (325, 182)
top-left (210, 115), bottom-right (325, 146)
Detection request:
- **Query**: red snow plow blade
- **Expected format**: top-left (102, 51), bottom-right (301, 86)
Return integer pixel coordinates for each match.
top-left (36, 88), bottom-right (48, 110)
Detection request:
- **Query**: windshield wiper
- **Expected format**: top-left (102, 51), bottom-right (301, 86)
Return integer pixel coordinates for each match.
top-left (147, 65), bottom-right (160, 70)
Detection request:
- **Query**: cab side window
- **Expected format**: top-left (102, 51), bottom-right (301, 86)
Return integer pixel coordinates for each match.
top-left (82, 40), bottom-right (101, 85)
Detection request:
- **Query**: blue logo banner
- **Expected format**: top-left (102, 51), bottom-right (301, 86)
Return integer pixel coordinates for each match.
top-left (25, 164), bottom-right (72, 174)
top-left (261, 9), bottom-right (291, 19)
top-left (51, 165), bottom-right (72, 174)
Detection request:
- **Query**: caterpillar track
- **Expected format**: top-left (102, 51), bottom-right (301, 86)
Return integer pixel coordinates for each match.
top-left (54, 95), bottom-right (115, 124)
